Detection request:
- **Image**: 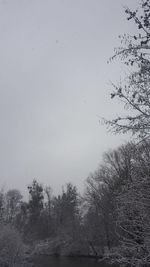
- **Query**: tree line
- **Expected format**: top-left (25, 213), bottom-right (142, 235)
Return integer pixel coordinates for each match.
top-left (1, 140), bottom-right (150, 266)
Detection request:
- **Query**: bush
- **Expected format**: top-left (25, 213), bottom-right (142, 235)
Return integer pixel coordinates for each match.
top-left (0, 224), bottom-right (25, 267)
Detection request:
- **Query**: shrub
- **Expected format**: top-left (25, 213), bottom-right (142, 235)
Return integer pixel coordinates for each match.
top-left (0, 224), bottom-right (24, 267)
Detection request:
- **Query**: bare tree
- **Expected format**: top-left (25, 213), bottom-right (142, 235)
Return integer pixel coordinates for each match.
top-left (5, 189), bottom-right (22, 223)
top-left (105, 0), bottom-right (150, 140)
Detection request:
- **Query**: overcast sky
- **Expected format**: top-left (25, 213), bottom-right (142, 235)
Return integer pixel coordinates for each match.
top-left (0, 0), bottom-right (137, 196)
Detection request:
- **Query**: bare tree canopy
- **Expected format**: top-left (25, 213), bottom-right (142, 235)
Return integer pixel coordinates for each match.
top-left (105, 0), bottom-right (150, 140)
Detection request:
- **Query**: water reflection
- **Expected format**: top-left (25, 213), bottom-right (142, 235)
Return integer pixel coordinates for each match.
top-left (34, 256), bottom-right (113, 267)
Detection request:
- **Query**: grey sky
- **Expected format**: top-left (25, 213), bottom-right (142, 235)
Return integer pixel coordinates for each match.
top-left (0, 0), bottom-right (137, 196)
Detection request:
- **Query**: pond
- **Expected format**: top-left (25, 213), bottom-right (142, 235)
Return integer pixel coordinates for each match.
top-left (33, 255), bottom-right (116, 267)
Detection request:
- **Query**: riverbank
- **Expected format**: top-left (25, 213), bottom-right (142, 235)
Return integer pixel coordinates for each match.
top-left (31, 237), bottom-right (105, 258)
top-left (23, 238), bottom-right (117, 267)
